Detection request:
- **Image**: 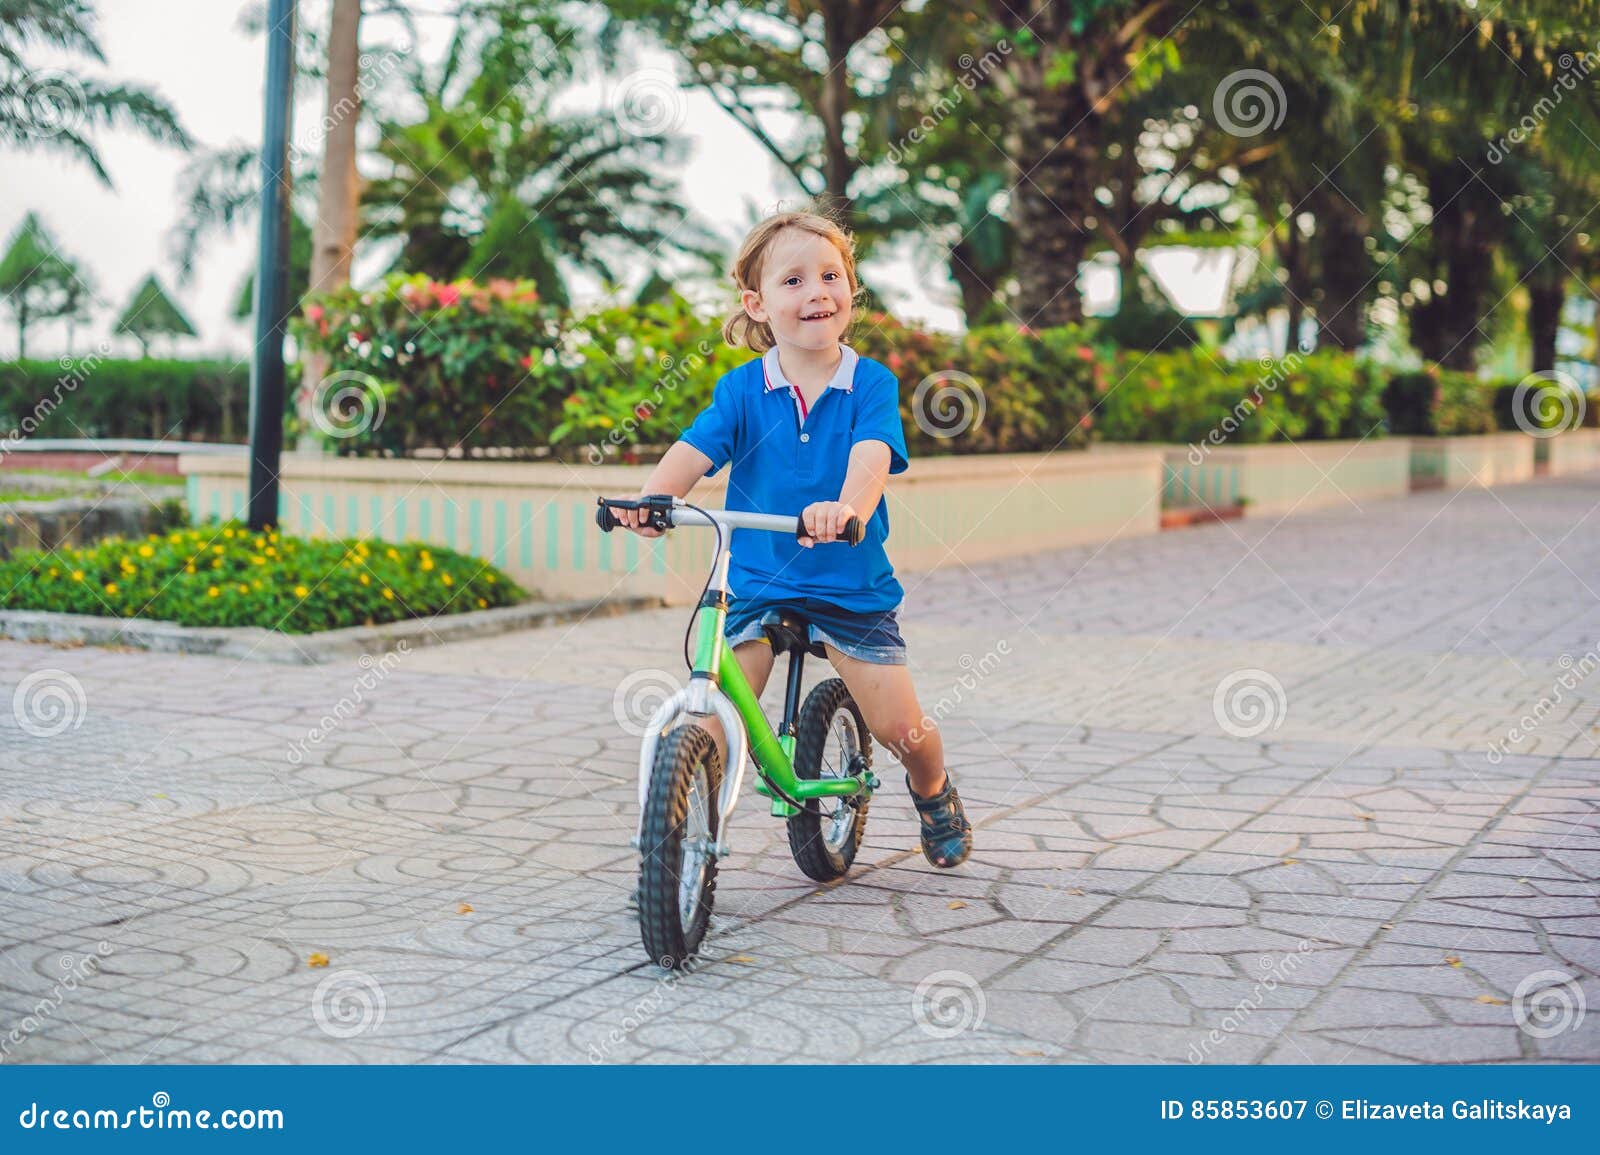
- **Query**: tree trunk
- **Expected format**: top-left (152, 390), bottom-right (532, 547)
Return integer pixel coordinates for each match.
top-left (1528, 268), bottom-right (1564, 374)
top-left (817, 11), bottom-right (855, 220)
top-left (1010, 69), bottom-right (1097, 327)
top-left (1312, 191), bottom-right (1369, 352)
top-left (299, 0), bottom-right (363, 453)
top-left (1411, 158), bottom-right (1500, 371)
top-left (948, 240), bottom-right (996, 324)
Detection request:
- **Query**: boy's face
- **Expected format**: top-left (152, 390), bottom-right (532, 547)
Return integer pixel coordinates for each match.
top-left (742, 229), bottom-right (853, 353)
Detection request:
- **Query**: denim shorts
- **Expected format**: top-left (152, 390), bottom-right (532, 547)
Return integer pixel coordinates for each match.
top-left (724, 595), bottom-right (907, 666)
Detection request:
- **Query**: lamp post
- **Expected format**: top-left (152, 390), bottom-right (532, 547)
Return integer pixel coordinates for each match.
top-left (247, 0), bottom-right (297, 531)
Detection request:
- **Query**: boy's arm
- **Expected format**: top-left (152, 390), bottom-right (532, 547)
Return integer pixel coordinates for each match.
top-left (613, 440), bottom-right (714, 536)
top-left (801, 440), bottom-right (890, 545)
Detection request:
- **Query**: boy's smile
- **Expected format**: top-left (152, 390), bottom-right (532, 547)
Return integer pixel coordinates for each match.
top-left (741, 228), bottom-right (853, 353)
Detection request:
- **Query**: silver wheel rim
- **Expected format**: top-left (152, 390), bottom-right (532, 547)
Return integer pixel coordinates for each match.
top-left (678, 760), bottom-right (711, 927)
top-left (819, 710), bottom-right (861, 854)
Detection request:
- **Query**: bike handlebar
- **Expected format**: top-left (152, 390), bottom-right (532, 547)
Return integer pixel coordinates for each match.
top-left (595, 494), bottom-right (864, 546)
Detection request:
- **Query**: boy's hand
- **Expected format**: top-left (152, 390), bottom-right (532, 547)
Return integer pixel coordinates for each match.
top-left (799, 500), bottom-right (857, 547)
top-left (612, 494), bottom-right (664, 538)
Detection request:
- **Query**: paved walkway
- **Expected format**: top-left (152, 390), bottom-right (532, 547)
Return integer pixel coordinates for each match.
top-left (2, 475), bottom-right (1597, 1064)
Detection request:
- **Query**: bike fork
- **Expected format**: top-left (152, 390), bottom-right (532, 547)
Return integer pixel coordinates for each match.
top-left (632, 683), bottom-right (750, 859)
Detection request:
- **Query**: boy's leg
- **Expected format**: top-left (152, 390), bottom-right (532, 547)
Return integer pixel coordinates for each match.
top-left (696, 640), bottom-right (775, 769)
top-left (820, 645), bottom-right (946, 797)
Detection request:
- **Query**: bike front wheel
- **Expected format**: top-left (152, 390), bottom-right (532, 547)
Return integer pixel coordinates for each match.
top-left (786, 678), bottom-right (872, 881)
top-left (638, 723), bottom-right (723, 968)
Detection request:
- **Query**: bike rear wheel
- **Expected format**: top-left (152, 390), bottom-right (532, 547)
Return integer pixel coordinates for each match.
top-left (638, 723), bottom-right (723, 968)
top-left (786, 678), bottom-right (872, 881)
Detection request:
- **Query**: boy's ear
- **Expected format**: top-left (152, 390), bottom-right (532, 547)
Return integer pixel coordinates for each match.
top-left (740, 287), bottom-right (768, 324)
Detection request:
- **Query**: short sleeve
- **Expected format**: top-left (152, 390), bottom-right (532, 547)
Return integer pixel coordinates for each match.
top-left (678, 371), bottom-right (741, 477)
top-left (851, 368), bottom-right (910, 474)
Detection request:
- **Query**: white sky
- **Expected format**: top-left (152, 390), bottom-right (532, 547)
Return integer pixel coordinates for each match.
top-left (0, 1), bottom-right (1223, 359)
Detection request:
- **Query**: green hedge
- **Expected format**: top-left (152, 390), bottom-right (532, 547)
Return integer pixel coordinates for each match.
top-left (0, 523), bottom-right (524, 632)
top-left (0, 358), bottom-right (251, 442)
top-left (1097, 349), bottom-right (1386, 445)
top-left (1382, 367), bottom-right (1498, 436)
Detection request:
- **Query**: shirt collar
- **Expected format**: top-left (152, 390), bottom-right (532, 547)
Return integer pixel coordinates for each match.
top-left (762, 344), bottom-right (857, 394)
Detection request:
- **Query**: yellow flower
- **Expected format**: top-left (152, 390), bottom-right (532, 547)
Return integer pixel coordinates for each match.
top-left (486, 575), bottom-right (496, 584)
top-left (104, 582), bottom-right (118, 595)
top-left (48, 567), bottom-right (58, 577)
top-left (441, 574), bottom-right (453, 586)
top-left (236, 583), bottom-right (248, 594)
top-left (223, 528), bottom-right (234, 538)
top-left (207, 586), bottom-right (220, 598)
top-left (420, 557), bottom-right (434, 571)
top-left (255, 537), bottom-right (265, 549)
top-left (211, 545), bottom-right (224, 554)
top-left (358, 573), bottom-right (370, 585)
top-left (185, 564), bottom-right (195, 574)
top-left (265, 546), bottom-right (277, 557)
top-left (212, 558), bottom-right (222, 569)
top-left (477, 598), bottom-right (488, 608)
top-left (381, 588), bottom-right (394, 600)
top-left (269, 533), bottom-right (279, 543)
top-left (386, 547), bottom-right (399, 560)
top-left (293, 585), bottom-right (309, 598)
top-left (137, 545), bottom-right (154, 558)
top-left (71, 570), bottom-right (84, 582)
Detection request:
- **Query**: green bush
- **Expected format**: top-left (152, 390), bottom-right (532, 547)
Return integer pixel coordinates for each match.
top-left (852, 315), bottom-right (1102, 454)
top-left (0, 523), bottom-right (523, 633)
top-left (1097, 349), bottom-right (1385, 445)
top-left (291, 274), bottom-right (563, 456)
top-left (0, 358), bottom-right (251, 442)
top-left (1382, 367), bottom-right (1497, 436)
top-left (546, 295), bottom-right (728, 462)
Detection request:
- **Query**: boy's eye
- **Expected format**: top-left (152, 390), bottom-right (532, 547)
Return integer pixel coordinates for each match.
top-left (783, 276), bottom-right (801, 287)
top-left (822, 272), bottom-right (839, 281)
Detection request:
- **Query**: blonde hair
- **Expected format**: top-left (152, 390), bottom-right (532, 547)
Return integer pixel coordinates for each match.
top-left (721, 210), bottom-right (860, 352)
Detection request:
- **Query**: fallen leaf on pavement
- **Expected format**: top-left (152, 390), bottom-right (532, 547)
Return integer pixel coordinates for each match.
top-left (308, 952), bottom-right (329, 968)
top-left (1475, 995), bottom-right (1507, 1005)
top-left (948, 900), bottom-right (968, 910)
top-left (1445, 956), bottom-right (1462, 967)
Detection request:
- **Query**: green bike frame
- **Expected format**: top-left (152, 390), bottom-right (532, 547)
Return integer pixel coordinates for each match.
top-left (624, 498), bottom-right (874, 857)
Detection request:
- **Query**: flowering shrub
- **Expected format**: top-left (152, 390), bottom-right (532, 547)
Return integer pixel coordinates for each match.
top-left (547, 297), bottom-right (727, 462)
top-left (1382, 367), bottom-right (1497, 436)
top-left (0, 524), bottom-right (522, 632)
top-left (1097, 350), bottom-right (1386, 445)
top-left (291, 274), bottom-right (562, 455)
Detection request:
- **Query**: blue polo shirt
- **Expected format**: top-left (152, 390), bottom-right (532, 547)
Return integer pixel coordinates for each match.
top-left (678, 344), bottom-right (910, 614)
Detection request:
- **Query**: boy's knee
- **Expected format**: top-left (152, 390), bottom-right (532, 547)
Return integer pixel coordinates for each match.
top-left (876, 715), bottom-right (929, 760)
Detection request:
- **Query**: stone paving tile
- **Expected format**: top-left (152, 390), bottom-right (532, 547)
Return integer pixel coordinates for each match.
top-left (1, 476), bottom-right (1598, 1063)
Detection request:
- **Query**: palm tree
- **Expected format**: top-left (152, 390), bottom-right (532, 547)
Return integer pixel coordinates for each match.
top-left (363, 1), bottom-right (710, 304)
top-left (0, 0), bottom-right (187, 182)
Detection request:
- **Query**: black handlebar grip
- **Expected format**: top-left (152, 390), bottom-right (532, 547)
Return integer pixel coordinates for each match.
top-left (794, 514), bottom-right (866, 546)
top-left (595, 498), bottom-right (619, 532)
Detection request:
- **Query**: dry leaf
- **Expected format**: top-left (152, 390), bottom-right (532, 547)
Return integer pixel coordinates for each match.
top-left (948, 900), bottom-right (968, 910)
top-left (1065, 887), bottom-right (1085, 896)
top-left (307, 952), bottom-right (329, 968)
top-left (726, 954), bottom-right (756, 964)
top-left (457, 902), bottom-right (474, 915)
top-left (1475, 994), bottom-right (1507, 1005)
top-left (1381, 923), bottom-right (1395, 930)
top-left (1356, 813), bottom-right (1375, 821)
top-left (1281, 858), bottom-right (1299, 865)
top-left (1445, 956), bottom-right (1462, 967)
top-left (1011, 1048), bottom-right (1046, 1057)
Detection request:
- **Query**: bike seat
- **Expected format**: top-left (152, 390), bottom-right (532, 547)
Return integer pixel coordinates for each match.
top-left (762, 610), bottom-right (827, 658)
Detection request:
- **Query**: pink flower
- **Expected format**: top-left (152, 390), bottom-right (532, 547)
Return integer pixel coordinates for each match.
top-left (520, 355), bottom-right (534, 370)
top-left (435, 283), bottom-right (461, 307)
top-left (1017, 323), bottom-right (1035, 336)
top-left (305, 304), bottom-right (324, 322)
top-left (1076, 345), bottom-right (1094, 361)
top-left (887, 352), bottom-right (903, 372)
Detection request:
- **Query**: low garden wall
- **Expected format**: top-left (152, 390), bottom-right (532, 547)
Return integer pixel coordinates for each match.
top-left (1154, 439), bottom-right (1412, 518)
top-left (1408, 431), bottom-right (1538, 490)
top-left (178, 447), bottom-right (1164, 605)
top-left (1545, 428), bottom-right (1600, 477)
